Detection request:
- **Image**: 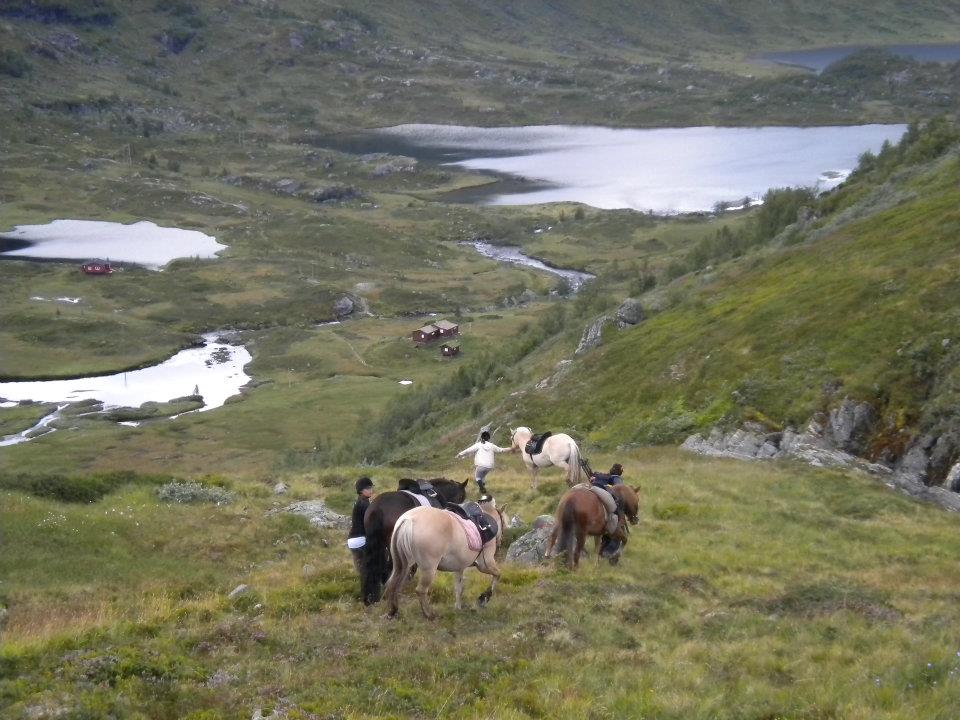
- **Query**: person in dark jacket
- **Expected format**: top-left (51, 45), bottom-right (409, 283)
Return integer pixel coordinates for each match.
top-left (347, 477), bottom-right (374, 575)
top-left (590, 463), bottom-right (624, 488)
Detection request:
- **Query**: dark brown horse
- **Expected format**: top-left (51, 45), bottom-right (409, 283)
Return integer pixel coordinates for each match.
top-left (546, 484), bottom-right (640, 570)
top-left (361, 478), bottom-right (468, 604)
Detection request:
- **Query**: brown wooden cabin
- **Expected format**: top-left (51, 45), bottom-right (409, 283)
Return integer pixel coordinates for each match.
top-left (413, 323), bottom-right (440, 345)
top-left (80, 260), bottom-right (114, 275)
top-left (440, 343), bottom-right (461, 358)
top-left (434, 319), bottom-right (460, 338)
top-left (412, 319), bottom-right (459, 346)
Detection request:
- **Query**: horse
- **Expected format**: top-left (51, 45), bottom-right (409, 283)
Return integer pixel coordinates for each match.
top-left (384, 497), bottom-right (505, 620)
top-left (546, 484), bottom-right (641, 570)
top-left (510, 426), bottom-right (584, 488)
top-left (361, 478), bottom-right (468, 605)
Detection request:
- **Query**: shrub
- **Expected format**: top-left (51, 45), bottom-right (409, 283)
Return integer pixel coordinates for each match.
top-left (0, 470), bottom-right (168, 502)
top-left (156, 482), bottom-right (234, 504)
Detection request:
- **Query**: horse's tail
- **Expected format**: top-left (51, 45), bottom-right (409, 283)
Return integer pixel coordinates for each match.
top-left (384, 514), bottom-right (415, 612)
top-left (361, 511), bottom-right (385, 605)
top-left (567, 441), bottom-right (582, 486)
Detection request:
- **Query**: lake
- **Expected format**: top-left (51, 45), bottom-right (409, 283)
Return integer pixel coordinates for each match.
top-left (0, 219), bottom-right (226, 269)
top-left (758, 42), bottom-right (960, 73)
top-left (331, 124), bottom-right (906, 213)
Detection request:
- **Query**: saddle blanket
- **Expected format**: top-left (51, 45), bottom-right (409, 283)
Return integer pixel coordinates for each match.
top-left (400, 489), bottom-right (432, 507)
top-left (446, 510), bottom-right (484, 551)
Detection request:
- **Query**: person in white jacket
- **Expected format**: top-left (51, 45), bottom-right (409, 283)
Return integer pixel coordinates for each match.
top-left (456, 431), bottom-right (511, 496)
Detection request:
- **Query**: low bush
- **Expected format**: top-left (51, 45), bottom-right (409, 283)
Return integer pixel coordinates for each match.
top-left (156, 481), bottom-right (235, 505)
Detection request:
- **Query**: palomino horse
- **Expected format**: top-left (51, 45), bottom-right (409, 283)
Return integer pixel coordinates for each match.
top-left (384, 498), bottom-right (505, 620)
top-left (361, 478), bottom-right (468, 605)
top-left (510, 426), bottom-right (583, 488)
top-left (546, 484), bottom-right (640, 570)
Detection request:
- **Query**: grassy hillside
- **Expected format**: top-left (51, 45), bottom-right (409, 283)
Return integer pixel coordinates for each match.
top-left (3, 0), bottom-right (960, 137)
top-left (5, 452), bottom-right (960, 719)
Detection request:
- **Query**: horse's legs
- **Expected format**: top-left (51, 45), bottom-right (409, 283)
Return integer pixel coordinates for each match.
top-left (594, 536), bottom-right (601, 566)
top-left (556, 460), bottom-right (573, 487)
top-left (384, 559), bottom-right (410, 618)
top-left (531, 466), bottom-right (540, 490)
top-left (573, 528), bottom-right (586, 570)
top-left (416, 565), bottom-right (438, 620)
top-left (454, 570), bottom-right (465, 610)
top-left (476, 553), bottom-right (501, 607)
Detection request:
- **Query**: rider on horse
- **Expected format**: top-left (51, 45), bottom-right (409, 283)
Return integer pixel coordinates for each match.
top-left (589, 463), bottom-right (626, 557)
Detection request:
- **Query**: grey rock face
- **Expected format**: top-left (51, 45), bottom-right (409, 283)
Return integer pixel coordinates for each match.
top-left (897, 435), bottom-right (935, 483)
top-left (928, 430), bottom-right (960, 483)
top-left (228, 584), bottom-right (250, 600)
top-left (827, 399), bottom-right (876, 453)
top-left (945, 462), bottom-right (960, 492)
top-left (616, 298), bottom-right (645, 327)
top-left (269, 500), bottom-right (348, 529)
top-left (576, 316), bottom-right (610, 354)
top-left (506, 517), bottom-right (556, 565)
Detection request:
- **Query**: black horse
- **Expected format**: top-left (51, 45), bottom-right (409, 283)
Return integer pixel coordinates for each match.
top-left (361, 478), bottom-right (468, 604)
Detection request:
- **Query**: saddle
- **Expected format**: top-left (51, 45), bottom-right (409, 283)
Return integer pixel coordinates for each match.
top-left (445, 501), bottom-right (499, 546)
top-left (523, 431), bottom-right (552, 458)
top-left (397, 478), bottom-right (443, 509)
top-left (575, 482), bottom-right (621, 535)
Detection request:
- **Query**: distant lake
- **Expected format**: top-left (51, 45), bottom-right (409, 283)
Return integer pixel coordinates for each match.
top-left (0, 219), bottom-right (226, 269)
top-left (758, 43), bottom-right (960, 73)
top-left (333, 124), bottom-right (906, 213)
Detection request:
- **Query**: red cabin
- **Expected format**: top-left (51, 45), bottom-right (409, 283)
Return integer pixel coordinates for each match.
top-left (440, 343), bottom-right (461, 358)
top-left (413, 323), bottom-right (440, 346)
top-left (81, 260), bottom-right (113, 275)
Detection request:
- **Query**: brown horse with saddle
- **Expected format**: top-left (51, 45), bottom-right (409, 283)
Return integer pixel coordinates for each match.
top-left (546, 474), bottom-right (640, 570)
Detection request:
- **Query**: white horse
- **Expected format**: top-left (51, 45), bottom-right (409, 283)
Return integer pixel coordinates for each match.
top-left (510, 426), bottom-right (583, 488)
top-left (384, 498), bottom-right (504, 620)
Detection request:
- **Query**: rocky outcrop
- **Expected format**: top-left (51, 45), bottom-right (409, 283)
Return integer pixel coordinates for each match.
top-left (682, 401), bottom-right (960, 512)
top-left (616, 298), bottom-right (645, 328)
top-left (505, 515), bottom-right (555, 565)
top-left (576, 316), bottom-right (610, 354)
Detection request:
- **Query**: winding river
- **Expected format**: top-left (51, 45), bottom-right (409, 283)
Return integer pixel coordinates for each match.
top-left (0, 335), bottom-right (251, 446)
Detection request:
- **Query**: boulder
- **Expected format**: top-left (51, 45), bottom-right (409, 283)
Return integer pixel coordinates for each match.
top-left (616, 298), bottom-right (645, 327)
top-left (274, 178), bottom-right (302, 195)
top-left (333, 295), bottom-right (354, 318)
top-left (228, 584), bottom-right (250, 599)
top-left (506, 517), bottom-right (556, 566)
top-left (575, 316), bottom-right (610, 354)
top-left (273, 482), bottom-right (289, 495)
top-left (269, 500), bottom-right (348, 529)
